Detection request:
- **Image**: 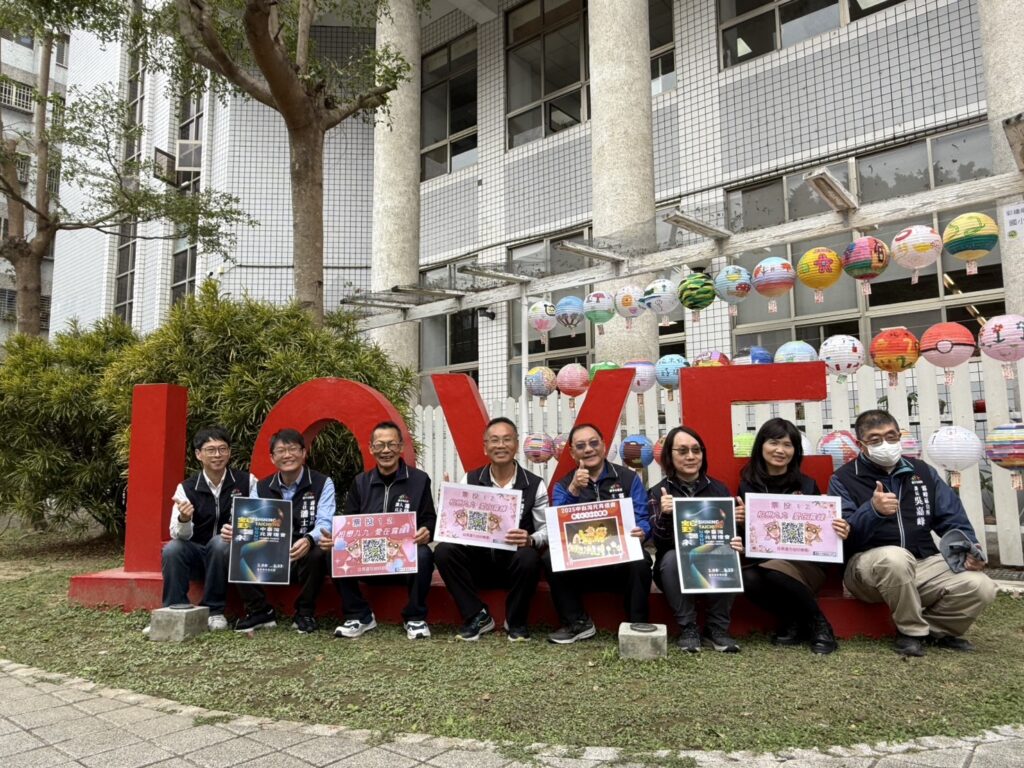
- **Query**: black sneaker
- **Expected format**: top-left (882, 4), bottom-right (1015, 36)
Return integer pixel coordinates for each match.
top-left (235, 607), bottom-right (276, 632)
top-left (456, 609), bottom-right (496, 641)
top-left (292, 615), bottom-right (317, 634)
top-left (675, 623), bottom-right (701, 653)
top-left (927, 633), bottom-right (975, 652)
top-left (702, 628), bottom-right (740, 653)
top-left (503, 621), bottom-right (531, 642)
top-left (808, 614), bottom-right (837, 655)
top-left (771, 620), bottom-right (805, 646)
top-left (548, 619), bottom-right (596, 645)
top-left (894, 632), bottom-right (927, 657)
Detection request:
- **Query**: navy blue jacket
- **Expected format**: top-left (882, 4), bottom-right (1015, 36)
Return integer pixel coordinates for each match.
top-left (647, 474), bottom-right (732, 557)
top-left (553, 461), bottom-right (650, 538)
top-left (180, 469), bottom-right (252, 545)
top-left (344, 459), bottom-right (437, 535)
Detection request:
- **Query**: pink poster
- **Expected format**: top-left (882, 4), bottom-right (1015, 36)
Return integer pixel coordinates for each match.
top-left (436, 482), bottom-right (522, 552)
top-left (331, 512), bottom-right (418, 578)
top-left (745, 493), bottom-right (844, 564)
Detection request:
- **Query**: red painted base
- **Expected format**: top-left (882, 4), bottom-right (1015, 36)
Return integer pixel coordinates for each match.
top-left (69, 568), bottom-right (894, 639)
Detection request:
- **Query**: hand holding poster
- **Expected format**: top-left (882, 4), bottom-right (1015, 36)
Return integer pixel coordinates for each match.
top-left (673, 497), bottom-right (743, 593)
top-left (436, 482), bottom-right (522, 552)
top-left (744, 493), bottom-right (844, 563)
top-left (228, 497), bottom-right (292, 585)
top-left (546, 499), bottom-right (645, 572)
top-left (331, 512), bottom-right (418, 578)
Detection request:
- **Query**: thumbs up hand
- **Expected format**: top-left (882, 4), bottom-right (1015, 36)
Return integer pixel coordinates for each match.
top-left (659, 487), bottom-right (673, 516)
top-left (569, 461), bottom-right (590, 496)
top-left (872, 480), bottom-right (899, 516)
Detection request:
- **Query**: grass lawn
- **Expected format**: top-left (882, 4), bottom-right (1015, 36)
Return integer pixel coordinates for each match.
top-left (1, 533), bottom-right (1022, 754)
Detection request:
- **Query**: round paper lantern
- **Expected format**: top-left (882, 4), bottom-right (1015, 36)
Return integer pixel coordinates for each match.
top-left (900, 431), bottom-right (922, 460)
top-left (920, 322), bottom-right (975, 385)
top-left (819, 334), bottom-right (864, 382)
top-left (614, 285), bottom-right (646, 329)
top-left (943, 212), bottom-right (999, 275)
top-left (584, 291), bottom-right (615, 335)
top-left (524, 366), bottom-right (556, 401)
top-left (774, 340), bottom-right (818, 364)
top-left (555, 363), bottom-right (590, 407)
top-left (623, 360), bottom-right (657, 397)
top-left (870, 327), bottom-right (920, 386)
top-left (733, 432), bottom-right (755, 458)
top-left (655, 354), bottom-right (688, 401)
top-left (927, 425), bottom-right (983, 487)
top-left (842, 236), bottom-right (889, 295)
top-left (796, 247), bottom-right (842, 304)
top-left (620, 434), bottom-right (655, 470)
top-left (653, 435), bottom-right (666, 465)
top-left (978, 314), bottom-right (1024, 379)
top-left (693, 350), bottom-right (730, 367)
top-left (555, 295), bottom-right (585, 337)
top-left (677, 271), bottom-right (716, 323)
top-left (589, 361), bottom-right (619, 381)
top-left (985, 423), bottom-right (1024, 489)
top-left (641, 278), bottom-right (680, 325)
top-left (733, 346), bottom-right (772, 366)
top-left (752, 257), bottom-right (796, 313)
top-left (714, 265), bottom-right (753, 317)
top-left (523, 432), bottom-right (554, 464)
top-left (527, 301), bottom-right (557, 343)
top-left (553, 433), bottom-right (568, 460)
top-left (817, 430), bottom-right (860, 470)
top-left (891, 224), bottom-right (942, 284)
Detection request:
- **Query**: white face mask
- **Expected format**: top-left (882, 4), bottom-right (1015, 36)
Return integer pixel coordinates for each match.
top-left (865, 440), bottom-right (902, 467)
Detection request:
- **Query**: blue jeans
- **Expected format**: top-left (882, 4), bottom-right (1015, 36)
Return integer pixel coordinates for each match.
top-left (161, 536), bottom-right (230, 614)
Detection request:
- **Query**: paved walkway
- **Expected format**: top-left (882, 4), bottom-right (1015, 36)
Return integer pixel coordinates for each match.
top-left (0, 660), bottom-right (1021, 768)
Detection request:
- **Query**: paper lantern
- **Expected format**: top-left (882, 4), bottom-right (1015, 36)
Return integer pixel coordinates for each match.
top-left (653, 435), bottom-right (666, 464)
top-left (641, 278), bottom-right (680, 325)
top-left (817, 430), bottom-right (860, 470)
top-left (985, 423), bottom-right (1024, 489)
top-left (523, 432), bottom-right (554, 464)
top-left (589, 361), bottom-right (619, 381)
top-left (733, 346), bottom-right (772, 366)
top-left (900, 431), bottom-right (921, 460)
top-left (943, 212), bottom-right (999, 276)
top-left (870, 327), bottom-right (920, 387)
top-left (978, 314), bottom-right (1024, 380)
top-left (927, 425), bottom-right (983, 487)
top-left (553, 433), bottom-right (568, 460)
top-left (891, 225), bottom-right (942, 284)
top-left (752, 257), bottom-right (796, 313)
top-left (614, 285), bottom-right (646, 329)
top-left (584, 291), bottom-right (615, 335)
top-left (555, 363), bottom-right (589, 408)
top-left (693, 350), bottom-right (730, 367)
top-left (528, 301), bottom-right (557, 344)
top-left (796, 247), bottom-right (842, 304)
top-left (555, 295), bottom-right (585, 337)
top-left (714, 265), bottom-right (753, 317)
top-left (774, 340), bottom-right (818, 364)
top-left (920, 322), bottom-right (975, 385)
top-left (842, 237), bottom-right (889, 295)
top-left (524, 366), bottom-right (556, 401)
top-left (655, 354), bottom-right (688, 401)
top-left (624, 360), bottom-right (657, 394)
top-left (677, 271), bottom-right (716, 323)
top-left (620, 434), bottom-right (655, 470)
top-left (819, 334), bottom-right (864, 383)
top-left (733, 432), bottom-right (755, 458)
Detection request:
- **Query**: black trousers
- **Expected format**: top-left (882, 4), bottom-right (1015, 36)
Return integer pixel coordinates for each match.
top-left (236, 544), bottom-right (328, 618)
top-left (434, 542), bottom-right (542, 628)
top-left (332, 543), bottom-right (434, 622)
top-left (742, 563), bottom-right (822, 626)
top-left (542, 549), bottom-right (653, 625)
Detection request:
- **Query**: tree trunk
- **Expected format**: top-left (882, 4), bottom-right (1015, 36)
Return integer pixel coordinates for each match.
top-left (13, 246), bottom-right (42, 336)
top-left (289, 125), bottom-right (324, 324)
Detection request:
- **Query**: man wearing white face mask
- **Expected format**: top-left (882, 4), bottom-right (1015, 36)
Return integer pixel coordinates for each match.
top-left (828, 410), bottom-right (996, 658)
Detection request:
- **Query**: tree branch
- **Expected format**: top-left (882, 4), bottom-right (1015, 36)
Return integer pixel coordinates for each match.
top-left (296, 0), bottom-right (316, 76)
top-left (34, 33), bottom-right (53, 221)
top-left (0, 165), bottom-right (49, 221)
top-left (324, 84), bottom-right (393, 130)
top-left (242, 0), bottom-right (312, 128)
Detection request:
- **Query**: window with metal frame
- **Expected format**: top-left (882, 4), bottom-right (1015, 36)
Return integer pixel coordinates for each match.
top-left (171, 92), bottom-right (203, 305)
top-left (649, 0), bottom-right (675, 95)
top-left (421, 30), bottom-right (477, 182)
top-left (55, 34), bottom-right (69, 67)
top-left (114, 220), bottom-right (136, 323)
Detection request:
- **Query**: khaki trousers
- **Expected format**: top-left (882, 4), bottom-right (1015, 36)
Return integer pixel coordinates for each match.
top-left (844, 546), bottom-right (997, 637)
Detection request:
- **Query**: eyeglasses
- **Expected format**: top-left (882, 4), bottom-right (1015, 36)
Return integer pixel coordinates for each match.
top-left (573, 439), bottom-right (602, 452)
top-left (486, 436), bottom-right (517, 446)
top-left (861, 433), bottom-right (901, 447)
top-left (272, 445), bottom-right (303, 457)
top-left (200, 446), bottom-right (230, 456)
top-left (370, 441), bottom-right (402, 452)
top-left (671, 446), bottom-right (702, 456)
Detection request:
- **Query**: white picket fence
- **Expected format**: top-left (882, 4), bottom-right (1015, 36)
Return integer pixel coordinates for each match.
top-left (414, 357), bottom-right (1024, 566)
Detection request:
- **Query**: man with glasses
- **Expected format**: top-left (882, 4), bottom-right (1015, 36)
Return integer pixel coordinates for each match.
top-left (545, 423), bottom-right (652, 644)
top-left (323, 421), bottom-right (436, 640)
top-left (225, 428), bottom-right (334, 634)
top-left (434, 417), bottom-right (547, 641)
top-left (157, 427), bottom-right (256, 632)
top-left (829, 409), bottom-right (996, 657)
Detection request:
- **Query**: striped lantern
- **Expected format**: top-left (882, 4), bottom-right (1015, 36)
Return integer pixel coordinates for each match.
top-left (774, 340), bottom-right (818, 364)
top-left (641, 278), bottom-right (680, 325)
top-left (693, 350), bottom-right (730, 367)
top-left (891, 224), bottom-right (942, 284)
top-left (555, 363), bottom-right (590, 409)
top-left (842, 236), bottom-right (889, 295)
top-left (523, 432), bottom-right (554, 464)
top-left (900, 431), bottom-right (922, 460)
top-left (920, 322), bottom-right (976, 385)
top-left (978, 314), bottom-right (1024, 380)
top-left (985, 423), bottom-right (1024, 489)
top-left (677, 271), bottom-right (716, 323)
top-left (714, 264), bottom-right (753, 317)
top-left (527, 301), bottom-right (557, 343)
top-left (614, 284), bottom-right (646, 329)
top-left (796, 247), bottom-right (842, 304)
top-left (943, 212), bottom-right (999, 276)
top-left (752, 256), bottom-right (796, 313)
top-left (926, 425), bottom-right (983, 488)
top-left (817, 430), bottom-right (860, 470)
top-left (655, 354), bottom-right (689, 401)
top-left (870, 327), bottom-right (920, 387)
top-left (554, 295), bottom-right (585, 337)
top-left (733, 346), bottom-right (772, 365)
top-left (524, 366), bottom-right (557, 402)
top-left (584, 291), bottom-right (615, 335)
top-left (819, 334), bottom-right (864, 383)
top-left (589, 361), bottom-right (619, 381)
top-left (620, 434), bottom-right (655, 470)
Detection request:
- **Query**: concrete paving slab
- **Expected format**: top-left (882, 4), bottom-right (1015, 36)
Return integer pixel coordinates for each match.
top-left (9, 703), bottom-right (91, 730)
top-left (282, 735), bottom-right (368, 766)
top-left (970, 741), bottom-right (1023, 767)
top-left (427, 748), bottom-right (512, 768)
top-left (326, 745), bottom-right (422, 767)
top-left (0, 730), bottom-right (46, 757)
top-left (151, 725), bottom-right (236, 754)
top-left (1, 744), bottom-right (81, 767)
top-left (79, 742), bottom-right (178, 768)
top-left (54, 728), bottom-right (144, 760)
top-left (186, 736), bottom-right (275, 768)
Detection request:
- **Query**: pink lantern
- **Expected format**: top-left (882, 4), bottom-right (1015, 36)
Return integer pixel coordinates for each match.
top-left (978, 314), bottom-right (1024, 380)
top-left (523, 433), bottom-right (554, 464)
top-left (752, 256), bottom-right (796, 314)
top-left (624, 360), bottom-right (657, 410)
top-left (553, 433), bottom-right (568, 460)
top-left (842, 237), bottom-right (889, 295)
top-left (900, 431), bottom-right (922, 460)
top-left (555, 363), bottom-right (590, 410)
top-left (920, 322), bottom-right (975, 385)
top-left (817, 430), bottom-right (860, 470)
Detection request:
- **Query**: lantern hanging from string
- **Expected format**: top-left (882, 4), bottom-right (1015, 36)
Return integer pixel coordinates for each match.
top-left (523, 433), bottom-right (554, 464)
top-left (816, 430), bottom-right (860, 470)
top-left (678, 271), bottom-right (716, 324)
top-left (920, 322), bottom-right (975, 385)
top-left (589, 361), bottom-right (619, 381)
top-left (552, 433), bottom-right (568, 460)
top-left (842, 236), bottom-right (889, 295)
top-left (985, 423), bottom-right (1024, 490)
top-left (870, 327), bottom-right (920, 387)
top-left (978, 314), bottom-right (1024, 380)
top-left (614, 285), bottom-right (646, 329)
top-left (926, 425), bottom-right (983, 488)
top-left (774, 340), bottom-right (818, 364)
top-left (655, 354), bottom-right (688, 401)
top-left (653, 435), bottom-right (666, 465)
top-left (733, 346), bottom-right (772, 365)
top-left (620, 434), bottom-right (655, 470)
top-left (713, 264), bottom-right (752, 317)
top-left (555, 363), bottom-right (589, 409)
top-left (584, 290), bottom-right (615, 335)
top-left (524, 366), bottom-right (557, 403)
top-left (943, 212), bottom-right (999, 276)
top-left (891, 224), bottom-right (942, 284)
top-left (819, 334), bottom-right (864, 383)
top-left (796, 247), bottom-right (842, 304)
top-left (554, 295), bottom-right (585, 337)
top-left (752, 256), bottom-right (796, 313)
top-left (900, 430), bottom-right (922, 460)
top-left (641, 278), bottom-right (680, 326)
top-left (733, 432), bottom-right (756, 458)
top-left (693, 350), bottom-right (730, 367)
top-left (624, 360), bottom-right (657, 409)
top-left (527, 301), bottom-right (557, 344)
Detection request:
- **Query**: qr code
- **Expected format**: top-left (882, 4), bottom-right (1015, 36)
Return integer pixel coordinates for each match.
top-left (780, 522), bottom-right (805, 545)
top-left (466, 509), bottom-right (490, 533)
top-left (361, 537), bottom-right (388, 564)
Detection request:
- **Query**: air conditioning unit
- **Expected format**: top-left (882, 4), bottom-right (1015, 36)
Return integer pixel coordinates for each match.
top-left (153, 147), bottom-right (176, 183)
top-left (176, 139), bottom-right (202, 172)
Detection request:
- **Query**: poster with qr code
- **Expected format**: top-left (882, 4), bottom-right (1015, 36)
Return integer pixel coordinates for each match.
top-left (331, 512), bottom-right (418, 578)
top-left (745, 494), bottom-right (843, 564)
top-left (546, 499), bottom-right (645, 572)
top-left (435, 482), bottom-right (523, 551)
top-left (229, 497), bottom-right (293, 585)
top-left (673, 498), bottom-right (744, 593)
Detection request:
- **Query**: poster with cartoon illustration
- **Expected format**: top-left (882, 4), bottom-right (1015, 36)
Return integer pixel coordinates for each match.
top-left (436, 482), bottom-right (522, 552)
top-left (331, 512), bottom-right (418, 578)
top-left (745, 494), bottom-right (843, 564)
top-left (546, 499), bottom-right (644, 572)
top-left (673, 497), bottom-right (743, 594)
top-left (228, 497), bottom-right (293, 585)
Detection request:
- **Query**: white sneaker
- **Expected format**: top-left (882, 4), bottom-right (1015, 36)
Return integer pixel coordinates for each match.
top-left (207, 614), bottom-right (229, 631)
top-left (142, 625), bottom-right (151, 636)
top-left (405, 620), bottom-right (431, 640)
top-left (334, 614), bottom-right (377, 638)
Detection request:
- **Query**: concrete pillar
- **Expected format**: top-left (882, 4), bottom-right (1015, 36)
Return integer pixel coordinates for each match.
top-left (589, 0), bottom-right (659, 364)
top-left (368, 0), bottom-right (421, 379)
top-left (977, 0), bottom-right (1024, 314)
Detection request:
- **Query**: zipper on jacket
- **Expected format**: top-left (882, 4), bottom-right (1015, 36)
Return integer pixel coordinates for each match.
top-left (892, 476), bottom-right (906, 548)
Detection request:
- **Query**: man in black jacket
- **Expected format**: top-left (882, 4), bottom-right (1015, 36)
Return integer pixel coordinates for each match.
top-left (435, 417), bottom-right (547, 641)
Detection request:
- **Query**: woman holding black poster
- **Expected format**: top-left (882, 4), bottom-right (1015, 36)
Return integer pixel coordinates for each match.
top-left (739, 417), bottom-right (850, 655)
